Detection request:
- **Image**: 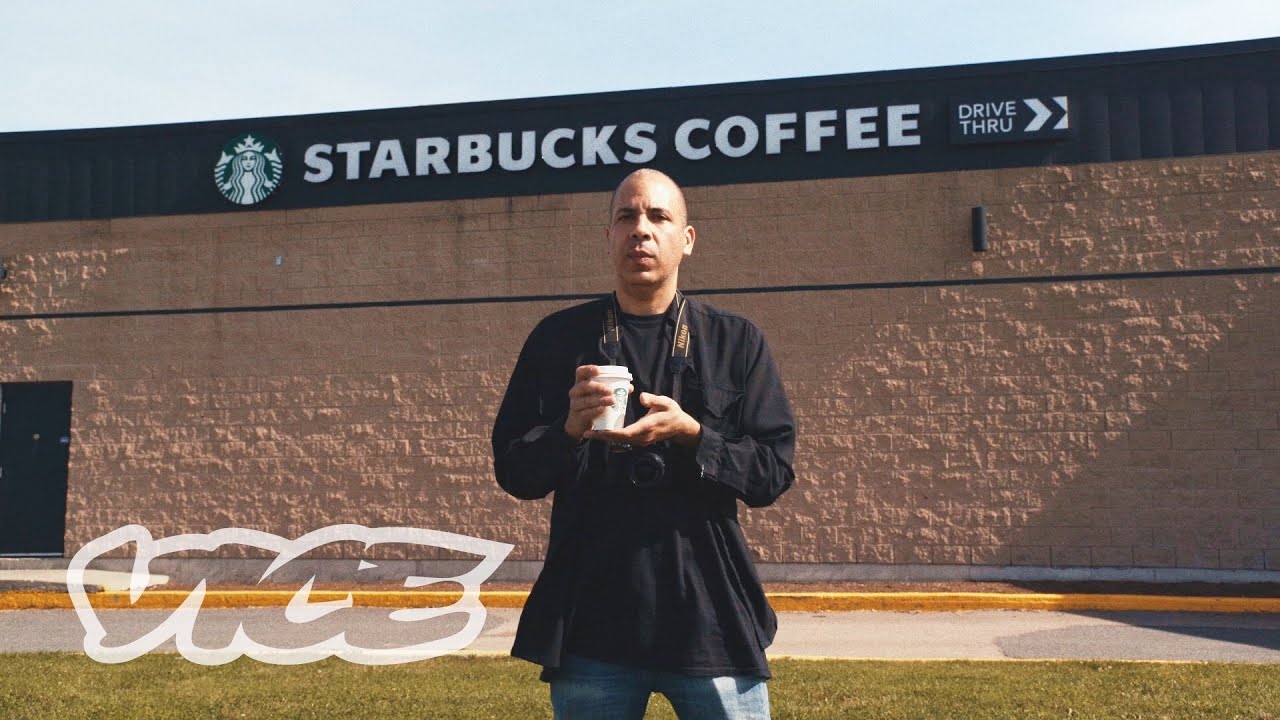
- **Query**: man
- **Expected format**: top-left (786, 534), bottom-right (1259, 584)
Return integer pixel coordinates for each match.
top-left (492, 168), bottom-right (795, 719)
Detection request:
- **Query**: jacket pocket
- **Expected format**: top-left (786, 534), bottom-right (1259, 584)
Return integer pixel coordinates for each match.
top-left (700, 383), bottom-right (744, 433)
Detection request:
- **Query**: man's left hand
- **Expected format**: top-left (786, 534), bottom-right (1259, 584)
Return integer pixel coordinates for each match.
top-left (584, 392), bottom-right (702, 448)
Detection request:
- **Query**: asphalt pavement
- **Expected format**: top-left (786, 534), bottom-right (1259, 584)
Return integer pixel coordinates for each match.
top-left (3, 606), bottom-right (1279, 664)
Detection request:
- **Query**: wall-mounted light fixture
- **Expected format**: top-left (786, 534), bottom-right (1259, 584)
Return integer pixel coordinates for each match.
top-left (971, 206), bottom-right (989, 253)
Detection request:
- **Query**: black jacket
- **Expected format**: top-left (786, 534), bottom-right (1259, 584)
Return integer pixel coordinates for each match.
top-left (492, 295), bottom-right (796, 678)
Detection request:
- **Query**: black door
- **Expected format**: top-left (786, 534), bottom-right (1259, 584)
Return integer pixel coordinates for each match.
top-left (0, 382), bottom-right (73, 555)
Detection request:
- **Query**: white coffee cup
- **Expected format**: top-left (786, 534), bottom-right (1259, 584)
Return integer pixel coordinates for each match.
top-left (591, 365), bottom-right (633, 431)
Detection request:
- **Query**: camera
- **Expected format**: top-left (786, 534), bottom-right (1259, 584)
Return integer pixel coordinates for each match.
top-left (628, 451), bottom-right (667, 489)
top-left (607, 446), bottom-right (669, 489)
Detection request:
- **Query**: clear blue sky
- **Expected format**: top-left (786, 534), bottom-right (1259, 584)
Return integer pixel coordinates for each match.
top-left (3, 0), bottom-right (1279, 132)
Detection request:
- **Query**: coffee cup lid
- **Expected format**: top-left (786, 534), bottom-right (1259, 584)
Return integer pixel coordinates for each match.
top-left (596, 365), bottom-right (632, 380)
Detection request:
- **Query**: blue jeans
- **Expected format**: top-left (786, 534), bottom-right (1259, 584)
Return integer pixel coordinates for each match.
top-left (549, 654), bottom-right (770, 720)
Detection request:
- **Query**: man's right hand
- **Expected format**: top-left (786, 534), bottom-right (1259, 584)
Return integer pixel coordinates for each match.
top-left (565, 365), bottom-right (628, 441)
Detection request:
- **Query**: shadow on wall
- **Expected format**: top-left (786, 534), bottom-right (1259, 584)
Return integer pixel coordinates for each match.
top-left (0, 224), bottom-right (131, 318)
top-left (60, 304), bottom-right (535, 554)
top-left (0, 222), bottom-right (133, 381)
top-left (758, 273), bottom-right (1279, 574)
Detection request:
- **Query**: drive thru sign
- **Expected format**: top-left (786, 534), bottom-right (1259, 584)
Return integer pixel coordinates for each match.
top-left (951, 96), bottom-right (1071, 144)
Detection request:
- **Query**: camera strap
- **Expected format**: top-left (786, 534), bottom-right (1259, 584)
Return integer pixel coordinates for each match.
top-left (602, 292), bottom-right (692, 405)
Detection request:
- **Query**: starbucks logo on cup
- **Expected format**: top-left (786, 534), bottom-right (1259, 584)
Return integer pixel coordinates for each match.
top-left (613, 387), bottom-right (628, 406)
top-left (214, 133), bottom-right (283, 206)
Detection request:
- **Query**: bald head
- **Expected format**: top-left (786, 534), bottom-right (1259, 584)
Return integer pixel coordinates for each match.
top-left (605, 167), bottom-right (696, 312)
top-left (609, 168), bottom-right (689, 226)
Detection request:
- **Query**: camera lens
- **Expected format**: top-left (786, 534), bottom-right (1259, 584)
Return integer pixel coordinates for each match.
top-left (628, 452), bottom-right (667, 489)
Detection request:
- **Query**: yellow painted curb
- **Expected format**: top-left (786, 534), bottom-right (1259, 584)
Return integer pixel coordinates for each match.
top-left (0, 590), bottom-right (528, 611)
top-left (2, 590), bottom-right (1277, 613)
top-left (763, 592), bottom-right (1280, 614)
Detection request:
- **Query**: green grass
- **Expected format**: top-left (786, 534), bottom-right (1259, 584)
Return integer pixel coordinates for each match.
top-left (0, 654), bottom-right (1276, 719)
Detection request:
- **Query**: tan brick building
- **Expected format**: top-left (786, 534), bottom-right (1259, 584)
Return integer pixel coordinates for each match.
top-left (1, 40), bottom-right (1277, 583)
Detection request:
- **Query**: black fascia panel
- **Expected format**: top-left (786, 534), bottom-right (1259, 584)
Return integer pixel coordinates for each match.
top-left (1, 37), bottom-right (1277, 222)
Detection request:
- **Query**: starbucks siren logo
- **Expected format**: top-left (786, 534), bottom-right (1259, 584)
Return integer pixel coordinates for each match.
top-left (214, 133), bottom-right (283, 206)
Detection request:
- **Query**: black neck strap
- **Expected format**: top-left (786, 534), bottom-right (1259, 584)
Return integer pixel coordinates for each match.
top-left (602, 292), bottom-right (691, 403)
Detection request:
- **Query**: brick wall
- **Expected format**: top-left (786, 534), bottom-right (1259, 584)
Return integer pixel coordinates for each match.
top-left (1, 150), bottom-right (1278, 572)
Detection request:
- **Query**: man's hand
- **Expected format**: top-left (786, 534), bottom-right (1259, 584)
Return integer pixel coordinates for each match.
top-left (585, 392), bottom-right (702, 448)
top-left (564, 365), bottom-right (628, 442)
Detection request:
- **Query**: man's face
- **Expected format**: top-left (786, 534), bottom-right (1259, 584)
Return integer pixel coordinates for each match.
top-left (607, 174), bottom-right (695, 294)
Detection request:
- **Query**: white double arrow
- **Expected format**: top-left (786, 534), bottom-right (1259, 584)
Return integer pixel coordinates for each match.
top-left (1023, 97), bottom-right (1069, 132)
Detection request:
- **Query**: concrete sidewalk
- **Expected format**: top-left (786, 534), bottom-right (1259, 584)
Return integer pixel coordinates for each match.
top-left (3, 606), bottom-right (1279, 663)
top-left (4, 566), bottom-right (1278, 613)
top-left (8, 569), bottom-right (1278, 663)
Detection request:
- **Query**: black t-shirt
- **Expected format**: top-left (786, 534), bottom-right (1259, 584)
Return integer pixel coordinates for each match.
top-left (566, 307), bottom-right (678, 663)
top-left (616, 309), bottom-right (671, 425)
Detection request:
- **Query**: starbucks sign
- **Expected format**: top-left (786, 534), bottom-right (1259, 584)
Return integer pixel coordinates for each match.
top-left (214, 133), bottom-right (283, 206)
